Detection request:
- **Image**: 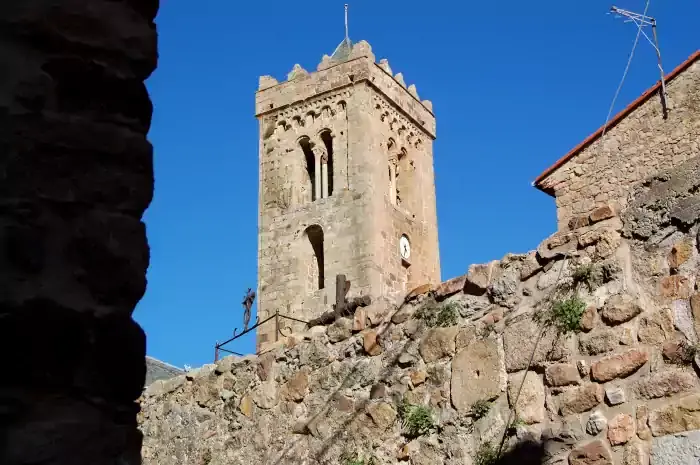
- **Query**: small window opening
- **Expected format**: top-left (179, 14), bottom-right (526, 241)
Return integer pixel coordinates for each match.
top-left (305, 225), bottom-right (325, 291)
top-left (320, 130), bottom-right (334, 197)
top-left (299, 138), bottom-right (316, 201)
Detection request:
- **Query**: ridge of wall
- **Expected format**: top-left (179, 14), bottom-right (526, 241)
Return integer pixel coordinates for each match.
top-left (140, 157), bottom-right (700, 465)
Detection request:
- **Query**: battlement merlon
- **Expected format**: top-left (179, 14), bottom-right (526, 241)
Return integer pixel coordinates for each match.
top-left (254, 42), bottom-right (436, 139)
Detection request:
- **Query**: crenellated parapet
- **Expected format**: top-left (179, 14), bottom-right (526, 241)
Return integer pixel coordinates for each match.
top-left (256, 40), bottom-right (435, 136)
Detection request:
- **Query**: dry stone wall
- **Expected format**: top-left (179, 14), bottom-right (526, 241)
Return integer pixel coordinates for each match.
top-left (140, 158), bottom-right (700, 465)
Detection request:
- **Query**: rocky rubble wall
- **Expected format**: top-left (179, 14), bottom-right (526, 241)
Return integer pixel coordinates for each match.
top-left (140, 158), bottom-right (700, 465)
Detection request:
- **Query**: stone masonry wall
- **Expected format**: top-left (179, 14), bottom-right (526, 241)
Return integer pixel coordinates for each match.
top-left (141, 158), bottom-right (700, 465)
top-left (0, 1), bottom-right (158, 464)
top-left (539, 59), bottom-right (700, 232)
top-left (255, 41), bottom-right (440, 350)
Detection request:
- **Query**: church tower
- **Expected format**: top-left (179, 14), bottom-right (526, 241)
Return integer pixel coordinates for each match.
top-left (254, 38), bottom-right (440, 350)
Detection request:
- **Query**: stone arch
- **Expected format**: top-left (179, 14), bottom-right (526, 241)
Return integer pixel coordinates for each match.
top-left (304, 225), bottom-right (325, 292)
top-left (298, 136), bottom-right (316, 202)
top-left (319, 129), bottom-right (334, 197)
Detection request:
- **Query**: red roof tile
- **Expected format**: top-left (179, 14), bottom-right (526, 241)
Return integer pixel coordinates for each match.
top-left (534, 50), bottom-right (700, 196)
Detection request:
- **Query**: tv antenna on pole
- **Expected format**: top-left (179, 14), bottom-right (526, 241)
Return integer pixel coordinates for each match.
top-left (609, 5), bottom-right (669, 118)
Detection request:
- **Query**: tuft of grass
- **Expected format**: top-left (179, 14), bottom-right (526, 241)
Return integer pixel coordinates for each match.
top-left (398, 401), bottom-right (436, 438)
top-left (475, 442), bottom-right (498, 465)
top-left (507, 415), bottom-right (526, 436)
top-left (414, 300), bottom-right (459, 328)
top-left (470, 399), bottom-right (491, 420)
top-left (571, 264), bottom-right (602, 291)
top-left (344, 457), bottom-right (375, 465)
top-left (547, 295), bottom-right (587, 333)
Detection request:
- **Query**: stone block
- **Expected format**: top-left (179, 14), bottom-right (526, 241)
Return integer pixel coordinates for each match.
top-left (605, 385), bottom-right (626, 405)
top-left (638, 308), bottom-right (674, 344)
top-left (579, 329), bottom-right (618, 355)
top-left (507, 371), bottom-right (545, 424)
top-left (601, 294), bottom-right (643, 325)
top-left (591, 349), bottom-right (648, 382)
top-left (589, 205), bottom-right (615, 223)
top-left (503, 316), bottom-right (567, 372)
top-left (558, 383), bottom-right (603, 415)
top-left (434, 275), bottom-right (466, 300)
top-left (569, 440), bottom-right (613, 465)
top-left (633, 369), bottom-right (699, 399)
top-left (363, 330), bottom-right (382, 356)
top-left (419, 326), bottom-right (457, 363)
top-left (464, 261), bottom-right (497, 295)
top-left (327, 317), bottom-right (353, 342)
top-left (668, 239), bottom-right (694, 270)
top-left (451, 339), bottom-right (503, 412)
top-left (622, 441), bottom-right (648, 465)
top-left (608, 413), bottom-right (635, 445)
top-left (660, 275), bottom-right (693, 299)
top-left (545, 363), bottom-right (580, 387)
top-left (649, 394), bottom-right (700, 436)
top-left (580, 306), bottom-right (597, 332)
top-left (586, 410), bottom-right (607, 435)
top-left (650, 428), bottom-right (700, 465)
top-left (519, 252), bottom-right (542, 280)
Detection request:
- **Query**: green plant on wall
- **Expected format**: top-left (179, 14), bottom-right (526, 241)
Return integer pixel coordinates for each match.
top-left (550, 295), bottom-right (587, 332)
top-left (398, 400), bottom-right (436, 438)
top-left (474, 441), bottom-right (498, 465)
top-left (414, 299), bottom-right (459, 328)
top-left (571, 263), bottom-right (602, 291)
top-left (469, 399), bottom-right (491, 420)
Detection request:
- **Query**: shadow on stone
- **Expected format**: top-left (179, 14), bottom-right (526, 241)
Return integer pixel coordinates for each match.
top-left (495, 439), bottom-right (546, 465)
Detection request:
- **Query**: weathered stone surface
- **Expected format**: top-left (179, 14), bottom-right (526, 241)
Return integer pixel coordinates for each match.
top-left (464, 262), bottom-right (497, 295)
top-left (353, 308), bottom-right (368, 331)
top-left (545, 363), bottom-right (580, 387)
top-left (366, 402), bottom-right (396, 431)
top-left (410, 370), bottom-right (427, 386)
top-left (419, 327), bottom-right (457, 363)
top-left (570, 215), bottom-right (591, 230)
top-left (253, 381), bottom-right (279, 409)
top-left (580, 306), bottom-right (597, 332)
top-left (668, 239), bottom-right (693, 270)
top-left (538, 232), bottom-right (576, 261)
top-left (638, 308), bottom-right (674, 344)
top-left (608, 413), bottom-right (635, 445)
top-left (507, 371), bottom-right (545, 424)
top-left (489, 264), bottom-right (521, 308)
top-left (434, 275), bottom-right (465, 300)
top-left (649, 394), bottom-right (700, 436)
top-left (577, 360), bottom-right (590, 378)
top-left (601, 294), bottom-right (643, 325)
top-left (692, 293), bottom-right (700, 338)
top-left (637, 405), bottom-right (651, 440)
top-left (503, 316), bottom-right (567, 371)
top-left (364, 330), bottom-right (382, 356)
top-left (622, 441), bottom-right (648, 465)
top-left (537, 259), bottom-right (570, 290)
top-left (283, 369), bottom-right (310, 402)
top-left (455, 325), bottom-right (477, 350)
top-left (559, 383), bottom-right (604, 415)
top-left (634, 370), bottom-right (699, 399)
top-left (605, 385), bottom-right (627, 405)
top-left (591, 349), bottom-right (648, 382)
top-left (569, 440), bottom-right (613, 465)
top-left (451, 339), bottom-right (503, 412)
top-left (672, 299), bottom-right (698, 343)
top-left (586, 410), bottom-right (608, 435)
top-left (327, 317), bottom-right (353, 342)
top-left (660, 275), bottom-right (693, 299)
top-left (590, 205), bottom-right (615, 223)
top-left (651, 429), bottom-right (700, 465)
top-left (520, 253), bottom-right (542, 280)
top-left (579, 329), bottom-right (618, 355)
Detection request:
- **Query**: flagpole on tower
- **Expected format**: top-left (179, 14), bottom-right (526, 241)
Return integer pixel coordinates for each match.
top-left (344, 4), bottom-right (349, 41)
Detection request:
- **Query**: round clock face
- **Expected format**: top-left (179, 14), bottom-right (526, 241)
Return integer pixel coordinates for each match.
top-left (400, 235), bottom-right (411, 260)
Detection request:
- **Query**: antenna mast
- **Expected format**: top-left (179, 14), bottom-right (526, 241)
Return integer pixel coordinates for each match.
top-left (610, 5), bottom-right (669, 118)
top-left (344, 4), bottom-right (350, 41)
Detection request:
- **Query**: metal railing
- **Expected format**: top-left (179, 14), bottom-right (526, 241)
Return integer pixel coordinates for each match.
top-left (213, 310), bottom-right (309, 362)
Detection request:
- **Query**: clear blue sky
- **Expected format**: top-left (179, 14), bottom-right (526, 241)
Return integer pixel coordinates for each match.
top-left (134, 0), bottom-right (699, 369)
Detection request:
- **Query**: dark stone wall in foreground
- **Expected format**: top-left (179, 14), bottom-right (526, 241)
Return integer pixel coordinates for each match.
top-left (0, 1), bottom-right (159, 463)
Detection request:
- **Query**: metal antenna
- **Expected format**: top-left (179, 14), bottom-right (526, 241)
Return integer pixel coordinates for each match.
top-left (344, 4), bottom-right (350, 41)
top-left (610, 5), bottom-right (669, 118)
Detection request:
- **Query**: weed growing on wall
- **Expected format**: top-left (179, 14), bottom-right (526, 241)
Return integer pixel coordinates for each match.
top-left (414, 299), bottom-right (459, 327)
top-left (469, 399), bottom-right (491, 420)
top-left (398, 400), bottom-right (436, 438)
top-left (474, 442), bottom-right (498, 465)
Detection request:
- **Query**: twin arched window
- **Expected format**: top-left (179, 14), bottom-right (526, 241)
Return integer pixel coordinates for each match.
top-left (299, 131), bottom-right (334, 203)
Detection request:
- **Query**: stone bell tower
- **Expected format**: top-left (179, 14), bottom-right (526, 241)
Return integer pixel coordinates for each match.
top-left (254, 39), bottom-right (440, 350)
